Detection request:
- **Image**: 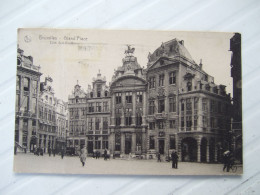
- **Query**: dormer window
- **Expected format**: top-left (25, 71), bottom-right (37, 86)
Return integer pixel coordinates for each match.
top-left (105, 91), bottom-right (108, 97)
top-left (97, 91), bottom-right (101, 98)
top-left (187, 82), bottom-right (192, 92)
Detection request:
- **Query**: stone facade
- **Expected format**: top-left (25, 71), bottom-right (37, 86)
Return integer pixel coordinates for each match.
top-left (67, 73), bottom-right (111, 155)
top-left (146, 39), bottom-right (231, 162)
top-left (15, 48), bottom-right (41, 152)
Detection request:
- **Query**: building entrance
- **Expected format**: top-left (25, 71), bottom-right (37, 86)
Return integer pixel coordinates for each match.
top-left (87, 141), bottom-right (93, 154)
top-left (181, 137), bottom-right (197, 162)
top-left (125, 133), bottom-right (132, 154)
top-left (159, 140), bottom-right (165, 155)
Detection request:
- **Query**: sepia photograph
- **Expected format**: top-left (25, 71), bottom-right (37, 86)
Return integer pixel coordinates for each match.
top-left (13, 28), bottom-right (242, 175)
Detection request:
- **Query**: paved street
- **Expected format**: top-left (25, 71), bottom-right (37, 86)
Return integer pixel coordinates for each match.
top-left (13, 153), bottom-right (242, 176)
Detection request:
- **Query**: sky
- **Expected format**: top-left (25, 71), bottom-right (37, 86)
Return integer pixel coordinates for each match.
top-left (18, 29), bottom-right (234, 102)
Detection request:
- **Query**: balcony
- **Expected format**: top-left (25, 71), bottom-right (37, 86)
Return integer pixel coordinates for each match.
top-left (155, 113), bottom-right (167, 120)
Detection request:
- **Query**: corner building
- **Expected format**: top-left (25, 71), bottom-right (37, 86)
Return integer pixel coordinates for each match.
top-left (146, 39), bottom-right (231, 162)
top-left (15, 48), bottom-right (42, 152)
top-left (109, 48), bottom-right (148, 156)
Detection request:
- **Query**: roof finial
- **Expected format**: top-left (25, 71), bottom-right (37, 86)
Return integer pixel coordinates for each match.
top-left (199, 59), bottom-right (203, 69)
top-left (77, 80), bottom-right (79, 85)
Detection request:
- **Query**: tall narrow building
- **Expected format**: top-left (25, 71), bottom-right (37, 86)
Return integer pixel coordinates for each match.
top-left (109, 46), bottom-right (148, 157)
top-left (15, 48), bottom-right (42, 152)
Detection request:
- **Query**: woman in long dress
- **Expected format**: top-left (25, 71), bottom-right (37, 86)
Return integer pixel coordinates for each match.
top-left (80, 146), bottom-right (87, 167)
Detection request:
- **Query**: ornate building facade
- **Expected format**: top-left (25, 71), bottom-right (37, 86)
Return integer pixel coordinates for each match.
top-left (38, 77), bottom-right (57, 153)
top-left (146, 39), bottom-right (231, 162)
top-left (15, 48), bottom-right (41, 152)
top-left (109, 47), bottom-right (147, 156)
top-left (66, 39), bottom-right (232, 162)
top-left (67, 72), bottom-right (110, 154)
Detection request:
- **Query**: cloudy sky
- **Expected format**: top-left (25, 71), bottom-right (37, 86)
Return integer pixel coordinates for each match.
top-left (18, 29), bottom-right (234, 102)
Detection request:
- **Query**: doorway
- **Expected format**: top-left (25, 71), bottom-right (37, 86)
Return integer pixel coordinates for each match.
top-left (159, 140), bottom-right (165, 155)
top-left (125, 133), bottom-right (132, 154)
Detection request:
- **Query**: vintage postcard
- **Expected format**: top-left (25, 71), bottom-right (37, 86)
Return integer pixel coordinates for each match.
top-left (14, 29), bottom-right (242, 175)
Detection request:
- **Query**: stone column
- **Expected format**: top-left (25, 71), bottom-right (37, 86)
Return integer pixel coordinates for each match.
top-left (198, 97), bottom-right (203, 131)
top-left (141, 129), bottom-right (146, 154)
top-left (197, 138), bottom-right (201, 162)
top-left (121, 93), bottom-right (125, 127)
top-left (206, 143), bottom-right (210, 163)
top-left (131, 133), bottom-right (136, 153)
top-left (142, 91), bottom-right (147, 126)
top-left (19, 118), bottom-right (23, 147)
top-left (121, 133), bottom-right (125, 154)
top-left (109, 132), bottom-right (115, 153)
top-left (132, 92), bottom-right (136, 126)
top-left (111, 93), bottom-right (116, 126)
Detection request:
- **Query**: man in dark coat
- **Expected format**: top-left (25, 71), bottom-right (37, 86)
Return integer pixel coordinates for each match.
top-left (61, 148), bottom-right (65, 159)
top-left (48, 146), bottom-right (51, 157)
top-left (104, 149), bottom-right (107, 160)
top-left (171, 151), bottom-right (179, 169)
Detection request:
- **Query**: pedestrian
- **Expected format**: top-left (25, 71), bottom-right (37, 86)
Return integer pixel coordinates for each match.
top-left (61, 148), bottom-right (64, 159)
top-left (79, 145), bottom-right (87, 167)
top-left (53, 148), bottom-right (56, 157)
top-left (104, 149), bottom-right (107, 160)
top-left (171, 150), bottom-right (179, 169)
top-left (223, 151), bottom-right (231, 172)
top-left (157, 152), bottom-right (161, 162)
top-left (48, 146), bottom-right (51, 157)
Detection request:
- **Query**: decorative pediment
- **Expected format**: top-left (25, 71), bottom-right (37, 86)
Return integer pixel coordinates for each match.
top-left (183, 72), bottom-right (195, 80)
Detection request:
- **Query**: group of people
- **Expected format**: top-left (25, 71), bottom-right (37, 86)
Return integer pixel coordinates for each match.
top-left (79, 147), bottom-right (110, 167)
top-left (157, 150), bottom-right (179, 169)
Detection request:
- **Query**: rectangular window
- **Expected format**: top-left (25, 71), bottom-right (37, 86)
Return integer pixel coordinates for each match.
top-left (103, 117), bottom-right (108, 130)
top-left (169, 96), bottom-right (176, 112)
top-left (23, 96), bottom-right (29, 111)
top-left (95, 118), bottom-right (100, 130)
top-left (159, 74), bottom-right (164, 86)
top-left (194, 97), bottom-right (198, 110)
top-left (149, 77), bottom-right (155, 88)
top-left (158, 121), bottom-right (164, 129)
top-left (89, 103), bottom-right (94, 112)
top-left (103, 102), bottom-right (108, 112)
top-left (102, 138), bottom-right (108, 149)
top-left (136, 114), bottom-right (142, 126)
top-left (125, 116), bottom-right (132, 126)
top-left (194, 116), bottom-right (198, 130)
top-left (158, 99), bottom-right (165, 113)
top-left (95, 140), bottom-right (101, 149)
top-left (203, 116), bottom-right (207, 128)
top-left (149, 122), bottom-right (155, 130)
top-left (186, 116), bottom-right (192, 131)
top-left (181, 117), bottom-right (184, 128)
top-left (149, 100), bottom-right (155, 115)
top-left (23, 77), bottom-right (30, 92)
top-left (96, 102), bottom-right (101, 112)
top-left (115, 133), bottom-right (121, 151)
top-left (169, 120), bottom-right (176, 129)
top-left (169, 135), bottom-right (175, 149)
top-left (116, 117), bottom-right (121, 126)
top-left (116, 93), bottom-right (122, 104)
top-left (202, 98), bottom-right (208, 112)
top-left (89, 118), bottom-right (93, 130)
top-left (210, 100), bottom-right (215, 112)
top-left (169, 72), bottom-right (176, 85)
top-left (181, 102), bottom-right (185, 111)
top-left (32, 80), bottom-right (37, 94)
top-left (149, 136), bottom-right (155, 149)
top-left (126, 92), bottom-right (132, 103)
top-left (116, 108), bottom-right (121, 114)
top-left (137, 91), bottom-right (143, 103)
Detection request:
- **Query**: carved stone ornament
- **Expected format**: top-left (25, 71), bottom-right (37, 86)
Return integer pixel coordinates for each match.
top-left (158, 87), bottom-right (165, 97)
